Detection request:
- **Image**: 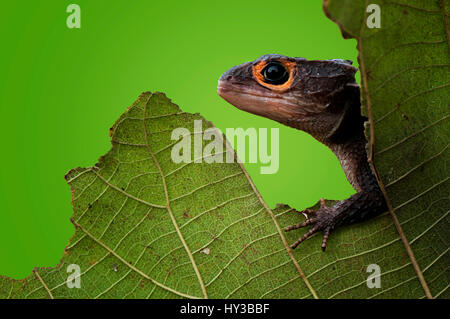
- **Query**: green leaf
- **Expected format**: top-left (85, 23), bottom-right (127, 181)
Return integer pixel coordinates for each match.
top-left (1, 0), bottom-right (448, 299)
top-left (0, 92), bottom-right (317, 299)
top-left (323, 0), bottom-right (449, 298)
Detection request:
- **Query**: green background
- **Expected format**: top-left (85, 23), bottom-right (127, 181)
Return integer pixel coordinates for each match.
top-left (0, 0), bottom-right (358, 279)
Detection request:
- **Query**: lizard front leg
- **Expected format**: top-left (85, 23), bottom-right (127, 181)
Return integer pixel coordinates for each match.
top-left (285, 186), bottom-right (387, 251)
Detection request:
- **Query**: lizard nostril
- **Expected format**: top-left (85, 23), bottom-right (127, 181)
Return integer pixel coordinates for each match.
top-left (219, 71), bottom-right (234, 82)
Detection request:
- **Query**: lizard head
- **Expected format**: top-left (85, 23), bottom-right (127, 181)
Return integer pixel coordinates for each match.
top-left (217, 54), bottom-right (361, 142)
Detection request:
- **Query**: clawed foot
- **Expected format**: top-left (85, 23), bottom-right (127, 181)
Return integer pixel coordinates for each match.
top-left (285, 198), bottom-right (337, 251)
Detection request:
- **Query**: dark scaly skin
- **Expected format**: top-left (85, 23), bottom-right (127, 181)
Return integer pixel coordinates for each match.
top-left (217, 54), bottom-right (387, 251)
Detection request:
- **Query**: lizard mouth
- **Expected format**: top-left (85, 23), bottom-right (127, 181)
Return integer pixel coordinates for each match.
top-left (217, 80), bottom-right (309, 122)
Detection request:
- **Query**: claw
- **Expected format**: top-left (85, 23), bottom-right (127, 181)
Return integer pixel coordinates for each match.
top-left (294, 208), bottom-right (315, 219)
top-left (302, 209), bottom-right (316, 221)
top-left (302, 208), bottom-right (315, 215)
top-left (291, 226), bottom-right (319, 249)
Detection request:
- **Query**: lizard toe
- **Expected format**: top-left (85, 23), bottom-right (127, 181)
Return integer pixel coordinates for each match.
top-left (321, 227), bottom-right (332, 251)
top-left (291, 225), bottom-right (320, 249)
top-left (284, 218), bottom-right (316, 231)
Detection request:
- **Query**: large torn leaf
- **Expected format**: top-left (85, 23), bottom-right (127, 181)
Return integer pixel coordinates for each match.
top-left (0, 92), bottom-right (316, 299)
top-left (1, 0), bottom-right (448, 299)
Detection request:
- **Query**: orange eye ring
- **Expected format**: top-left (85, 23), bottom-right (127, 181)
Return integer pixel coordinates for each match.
top-left (253, 59), bottom-right (296, 91)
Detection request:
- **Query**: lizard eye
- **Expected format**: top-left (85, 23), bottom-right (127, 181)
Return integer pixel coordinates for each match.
top-left (261, 62), bottom-right (289, 85)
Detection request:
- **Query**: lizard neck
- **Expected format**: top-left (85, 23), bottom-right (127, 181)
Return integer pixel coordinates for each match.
top-left (325, 138), bottom-right (377, 192)
top-left (320, 93), bottom-right (379, 193)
